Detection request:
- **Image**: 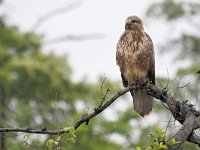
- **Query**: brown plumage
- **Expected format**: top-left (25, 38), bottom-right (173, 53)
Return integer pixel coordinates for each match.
top-left (116, 16), bottom-right (155, 117)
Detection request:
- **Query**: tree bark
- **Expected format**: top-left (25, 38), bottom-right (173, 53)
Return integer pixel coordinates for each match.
top-left (0, 80), bottom-right (6, 150)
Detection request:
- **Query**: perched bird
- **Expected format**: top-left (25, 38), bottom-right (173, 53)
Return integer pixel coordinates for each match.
top-left (116, 16), bottom-right (155, 117)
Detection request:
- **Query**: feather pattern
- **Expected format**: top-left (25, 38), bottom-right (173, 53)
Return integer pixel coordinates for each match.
top-left (116, 16), bottom-right (155, 116)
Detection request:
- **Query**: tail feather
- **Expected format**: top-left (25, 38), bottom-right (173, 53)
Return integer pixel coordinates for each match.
top-left (131, 89), bottom-right (152, 117)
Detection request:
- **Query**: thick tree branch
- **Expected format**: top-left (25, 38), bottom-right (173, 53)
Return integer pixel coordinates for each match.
top-left (169, 112), bottom-right (196, 150)
top-left (0, 82), bottom-right (200, 148)
top-left (145, 83), bottom-right (200, 148)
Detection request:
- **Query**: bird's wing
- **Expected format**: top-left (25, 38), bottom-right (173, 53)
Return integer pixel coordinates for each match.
top-left (145, 32), bottom-right (155, 85)
top-left (116, 33), bottom-right (129, 87)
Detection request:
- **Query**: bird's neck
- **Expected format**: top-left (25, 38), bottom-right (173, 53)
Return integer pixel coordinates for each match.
top-left (125, 28), bottom-right (144, 35)
top-left (125, 25), bottom-right (144, 31)
top-left (124, 29), bottom-right (145, 42)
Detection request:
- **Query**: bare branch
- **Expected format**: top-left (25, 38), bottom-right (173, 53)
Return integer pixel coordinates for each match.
top-left (31, 1), bottom-right (82, 31)
top-left (0, 83), bottom-right (200, 148)
top-left (169, 112), bottom-right (196, 149)
top-left (0, 128), bottom-right (65, 135)
top-left (146, 83), bottom-right (200, 148)
top-left (43, 34), bottom-right (104, 46)
top-left (0, 84), bottom-right (136, 135)
top-left (73, 85), bottom-right (136, 129)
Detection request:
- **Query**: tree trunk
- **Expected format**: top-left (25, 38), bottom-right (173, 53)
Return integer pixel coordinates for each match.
top-left (0, 80), bottom-right (6, 150)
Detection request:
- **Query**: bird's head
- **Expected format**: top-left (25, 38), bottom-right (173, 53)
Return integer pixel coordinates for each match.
top-left (125, 16), bottom-right (144, 30)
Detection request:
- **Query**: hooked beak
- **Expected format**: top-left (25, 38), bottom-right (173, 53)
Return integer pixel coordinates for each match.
top-left (126, 22), bottom-right (133, 26)
top-left (126, 21), bottom-right (133, 26)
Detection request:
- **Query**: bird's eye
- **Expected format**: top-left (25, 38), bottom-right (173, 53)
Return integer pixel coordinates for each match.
top-left (131, 20), bottom-right (136, 23)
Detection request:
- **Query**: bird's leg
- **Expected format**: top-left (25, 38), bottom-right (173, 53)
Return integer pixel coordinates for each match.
top-left (135, 80), bottom-right (142, 88)
top-left (136, 79), bottom-right (148, 89)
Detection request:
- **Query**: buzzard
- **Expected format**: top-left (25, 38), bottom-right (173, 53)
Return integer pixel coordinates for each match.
top-left (116, 16), bottom-right (155, 117)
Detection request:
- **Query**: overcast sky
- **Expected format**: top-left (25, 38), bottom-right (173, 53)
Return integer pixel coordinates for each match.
top-left (1, 0), bottom-right (177, 82)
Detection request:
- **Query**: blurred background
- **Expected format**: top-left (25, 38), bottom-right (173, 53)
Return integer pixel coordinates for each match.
top-left (0, 0), bottom-right (199, 149)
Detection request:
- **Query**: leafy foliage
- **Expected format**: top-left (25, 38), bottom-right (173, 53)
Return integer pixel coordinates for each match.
top-left (146, 0), bottom-right (200, 20)
top-left (147, 1), bottom-right (200, 62)
top-left (0, 17), bottom-right (126, 150)
top-left (136, 127), bottom-right (179, 150)
top-left (46, 126), bottom-right (76, 150)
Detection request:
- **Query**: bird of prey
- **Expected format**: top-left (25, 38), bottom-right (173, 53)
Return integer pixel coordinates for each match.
top-left (116, 16), bottom-right (155, 117)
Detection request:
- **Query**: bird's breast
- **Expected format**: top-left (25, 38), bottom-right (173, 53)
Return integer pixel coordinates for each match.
top-left (121, 31), bottom-right (151, 84)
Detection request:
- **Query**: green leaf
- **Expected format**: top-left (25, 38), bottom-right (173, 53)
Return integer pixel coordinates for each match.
top-left (68, 137), bottom-right (75, 143)
top-left (136, 147), bottom-right (142, 150)
top-left (159, 142), bottom-right (167, 149)
top-left (46, 139), bottom-right (54, 150)
top-left (56, 136), bottom-right (61, 142)
top-left (23, 134), bottom-right (30, 140)
top-left (156, 127), bottom-right (164, 137)
top-left (54, 141), bottom-right (59, 145)
top-left (63, 126), bottom-right (75, 133)
top-left (68, 126), bottom-right (75, 134)
top-left (70, 133), bottom-right (76, 138)
top-left (170, 138), bottom-right (180, 145)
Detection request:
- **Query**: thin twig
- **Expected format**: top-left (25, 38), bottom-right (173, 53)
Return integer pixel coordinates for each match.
top-left (100, 76), bottom-right (107, 101)
top-left (164, 68), bottom-right (170, 90)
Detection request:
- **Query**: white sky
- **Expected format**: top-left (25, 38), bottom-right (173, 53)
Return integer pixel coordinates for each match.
top-left (1, 0), bottom-right (178, 82)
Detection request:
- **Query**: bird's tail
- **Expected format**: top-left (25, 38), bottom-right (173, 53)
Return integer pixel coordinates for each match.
top-left (130, 89), bottom-right (152, 117)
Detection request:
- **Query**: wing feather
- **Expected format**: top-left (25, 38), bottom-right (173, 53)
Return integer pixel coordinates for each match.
top-left (145, 32), bottom-right (155, 84)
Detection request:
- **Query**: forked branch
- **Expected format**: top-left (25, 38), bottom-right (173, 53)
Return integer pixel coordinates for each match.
top-left (0, 82), bottom-right (200, 148)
